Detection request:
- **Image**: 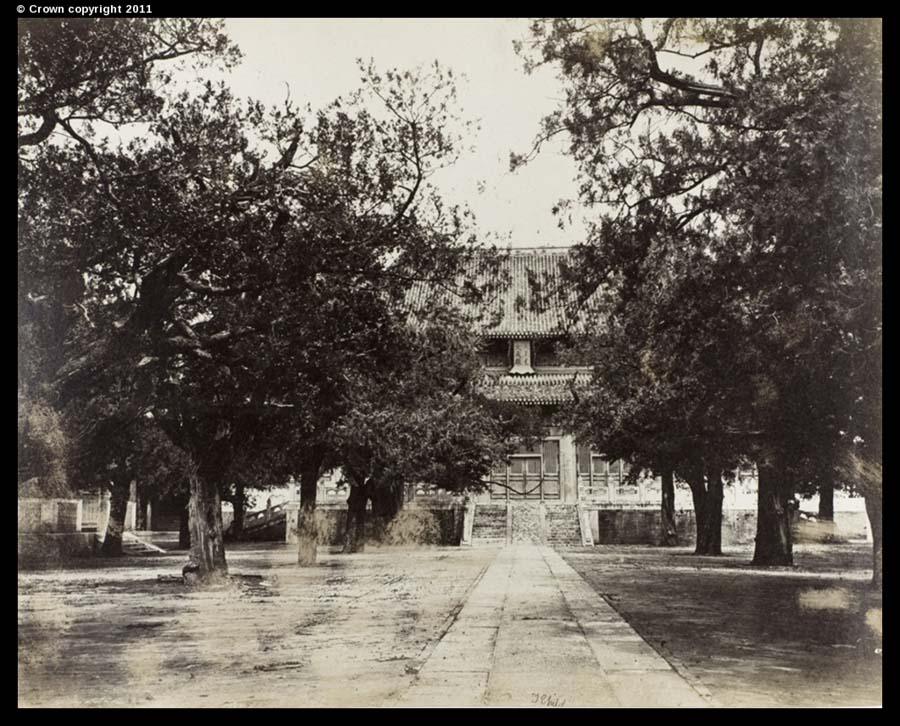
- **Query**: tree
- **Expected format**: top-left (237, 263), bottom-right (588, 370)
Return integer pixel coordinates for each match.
top-left (18, 18), bottom-right (238, 149)
top-left (519, 18), bottom-right (881, 568)
top-left (21, 41), bottom-right (486, 581)
top-left (17, 392), bottom-right (70, 498)
top-left (333, 310), bottom-right (514, 552)
top-left (19, 18), bottom-right (240, 571)
top-left (265, 61), bottom-right (487, 565)
top-left (66, 410), bottom-right (190, 556)
top-left (567, 279), bottom-right (744, 555)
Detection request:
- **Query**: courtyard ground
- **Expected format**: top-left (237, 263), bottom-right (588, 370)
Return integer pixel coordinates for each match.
top-left (563, 544), bottom-right (882, 707)
top-left (18, 540), bottom-right (881, 707)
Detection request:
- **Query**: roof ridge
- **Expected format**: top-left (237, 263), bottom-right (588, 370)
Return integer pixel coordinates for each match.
top-left (499, 245), bottom-right (574, 255)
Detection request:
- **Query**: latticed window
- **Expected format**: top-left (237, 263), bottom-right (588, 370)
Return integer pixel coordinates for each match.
top-left (489, 437), bottom-right (561, 499)
top-left (480, 339), bottom-right (509, 367)
top-left (541, 439), bottom-right (559, 474)
top-left (532, 339), bottom-right (563, 366)
top-left (576, 443), bottom-right (630, 503)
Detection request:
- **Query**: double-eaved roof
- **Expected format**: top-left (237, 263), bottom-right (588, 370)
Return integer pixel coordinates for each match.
top-left (479, 371), bottom-right (591, 405)
top-left (407, 246), bottom-right (601, 406)
top-left (406, 246), bottom-right (601, 339)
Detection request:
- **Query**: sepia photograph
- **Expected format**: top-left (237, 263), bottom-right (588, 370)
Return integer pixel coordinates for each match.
top-left (18, 15), bottom-right (882, 708)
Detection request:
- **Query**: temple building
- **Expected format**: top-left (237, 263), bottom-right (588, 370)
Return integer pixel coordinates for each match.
top-left (405, 246), bottom-right (697, 546)
top-left (409, 247), bottom-right (671, 503)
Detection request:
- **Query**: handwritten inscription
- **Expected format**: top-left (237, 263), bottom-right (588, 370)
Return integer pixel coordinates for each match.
top-left (531, 692), bottom-right (566, 707)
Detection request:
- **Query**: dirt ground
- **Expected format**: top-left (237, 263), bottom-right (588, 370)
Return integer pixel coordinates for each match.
top-left (19, 541), bottom-right (881, 708)
top-left (563, 544), bottom-right (882, 708)
top-left (18, 543), bottom-right (495, 707)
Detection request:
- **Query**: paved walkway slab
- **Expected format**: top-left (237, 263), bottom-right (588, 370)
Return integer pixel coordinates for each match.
top-left (393, 545), bottom-right (708, 707)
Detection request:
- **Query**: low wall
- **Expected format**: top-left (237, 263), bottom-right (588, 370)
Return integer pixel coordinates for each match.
top-left (18, 532), bottom-right (97, 567)
top-left (18, 499), bottom-right (83, 533)
top-left (284, 503), bottom-right (464, 546)
top-left (794, 511), bottom-right (871, 543)
top-left (588, 508), bottom-right (871, 546)
top-left (590, 509), bottom-right (755, 546)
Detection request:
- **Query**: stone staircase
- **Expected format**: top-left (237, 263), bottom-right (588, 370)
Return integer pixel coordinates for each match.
top-left (471, 504), bottom-right (508, 546)
top-left (228, 504), bottom-right (288, 542)
top-left (544, 504), bottom-right (584, 547)
top-left (121, 532), bottom-right (168, 555)
top-left (470, 503), bottom-right (591, 548)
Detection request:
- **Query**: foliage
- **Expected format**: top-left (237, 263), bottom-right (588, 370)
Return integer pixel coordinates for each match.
top-left (17, 391), bottom-right (70, 497)
top-left (519, 18), bottom-right (881, 492)
top-left (18, 18), bottom-right (238, 148)
top-left (333, 311), bottom-right (523, 499)
top-left (19, 20), bottom-right (491, 571)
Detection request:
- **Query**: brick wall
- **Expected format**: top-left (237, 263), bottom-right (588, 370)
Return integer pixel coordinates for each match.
top-left (18, 499), bottom-right (83, 533)
top-left (589, 508), bottom-right (871, 546)
top-left (19, 532), bottom-right (97, 567)
top-left (591, 509), bottom-right (757, 546)
top-left (285, 504), bottom-right (464, 546)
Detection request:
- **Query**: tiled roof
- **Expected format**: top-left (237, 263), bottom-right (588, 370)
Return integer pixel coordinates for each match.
top-left (406, 247), bottom-right (602, 339)
top-left (478, 371), bottom-right (591, 406)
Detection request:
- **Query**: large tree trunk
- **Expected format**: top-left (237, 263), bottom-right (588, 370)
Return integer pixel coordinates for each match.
top-left (187, 469), bottom-right (228, 583)
top-left (863, 491), bottom-right (882, 588)
top-left (100, 482), bottom-right (129, 556)
top-left (818, 474), bottom-right (835, 521)
top-left (658, 469), bottom-right (678, 546)
top-left (701, 468), bottom-right (724, 555)
top-left (342, 482), bottom-right (368, 554)
top-left (297, 456), bottom-right (323, 567)
top-left (685, 473), bottom-right (709, 554)
top-left (752, 457), bottom-right (793, 566)
top-left (369, 478), bottom-right (404, 542)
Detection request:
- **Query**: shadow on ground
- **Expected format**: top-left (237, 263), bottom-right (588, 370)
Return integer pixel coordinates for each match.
top-left (563, 543), bottom-right (882, 707)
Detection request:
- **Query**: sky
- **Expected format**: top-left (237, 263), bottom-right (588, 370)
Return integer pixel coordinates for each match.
top-left (208, 18), bottom-right (587, 249)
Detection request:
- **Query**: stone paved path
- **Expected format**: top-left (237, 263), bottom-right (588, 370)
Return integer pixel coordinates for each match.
top-left (392, 545), bottom-right (708, 707)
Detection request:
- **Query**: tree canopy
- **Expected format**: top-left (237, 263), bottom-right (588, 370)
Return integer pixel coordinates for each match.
top-left (19, 19), bottom-right (502, 577)
top-left (518, 18), bottom-right (881, 568)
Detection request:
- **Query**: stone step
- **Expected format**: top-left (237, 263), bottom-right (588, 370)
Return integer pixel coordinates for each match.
top-left (544, 506), bottom-right (583, 546)
top-left (472, 504), bottom-right (509, 546)
top-left (121, 532), bottom-right (168, 555)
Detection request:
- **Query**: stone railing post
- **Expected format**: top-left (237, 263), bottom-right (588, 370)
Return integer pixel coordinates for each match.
top-left (576, 503), bottom-right (595, 547)
top-left (461, 499), bottom-right (475, 546)
top-left (97, 490), bottom-right (112, 539)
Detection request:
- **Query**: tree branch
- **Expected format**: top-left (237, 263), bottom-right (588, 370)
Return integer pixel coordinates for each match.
top-left (18, 110), bottom-right (58, 147)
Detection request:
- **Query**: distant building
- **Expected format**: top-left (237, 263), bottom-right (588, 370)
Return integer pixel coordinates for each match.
top-left (407, 246), bottom-right (673, 508)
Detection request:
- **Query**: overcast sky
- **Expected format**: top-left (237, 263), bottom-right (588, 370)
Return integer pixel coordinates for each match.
top-left (211, 18), bottom-right (586, 249)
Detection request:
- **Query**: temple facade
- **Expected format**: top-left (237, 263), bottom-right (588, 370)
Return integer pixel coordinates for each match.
top-left (409, 246), bottom-right (697, 510)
